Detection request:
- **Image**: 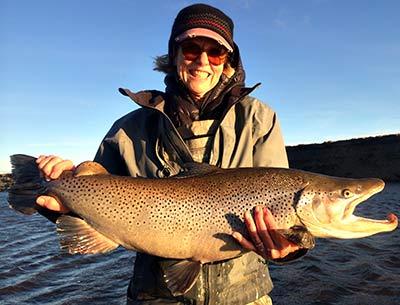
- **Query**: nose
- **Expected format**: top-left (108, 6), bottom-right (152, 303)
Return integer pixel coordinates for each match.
top-left (195, 51), bottom-right (209, 65)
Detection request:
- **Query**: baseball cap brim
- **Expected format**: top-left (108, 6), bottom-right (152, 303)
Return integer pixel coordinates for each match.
top-left (174, 28), bottom-right (234, 53)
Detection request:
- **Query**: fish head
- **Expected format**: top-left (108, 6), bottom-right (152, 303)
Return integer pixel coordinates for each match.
top-left (295, 175), bottom-right (398, 239)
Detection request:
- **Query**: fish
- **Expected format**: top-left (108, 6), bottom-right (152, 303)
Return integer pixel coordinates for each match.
top-left (8, 154), bottom-right (398, 296)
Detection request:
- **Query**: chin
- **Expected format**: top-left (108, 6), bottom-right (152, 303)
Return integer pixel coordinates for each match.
top-left (189, 86), bottom-right (208, 97)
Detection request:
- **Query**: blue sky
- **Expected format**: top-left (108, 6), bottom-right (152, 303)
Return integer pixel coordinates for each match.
top-left (1, 0), bottom-right (399, 173)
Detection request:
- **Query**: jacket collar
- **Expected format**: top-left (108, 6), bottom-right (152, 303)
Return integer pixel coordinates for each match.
top-left (118, 88), bottom-right (167, 112)
top-left (118, 83), bottom-right (260, 116)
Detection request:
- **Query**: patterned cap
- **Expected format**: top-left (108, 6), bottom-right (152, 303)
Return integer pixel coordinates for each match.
top-left (168, 4), bottom-right (235, 62)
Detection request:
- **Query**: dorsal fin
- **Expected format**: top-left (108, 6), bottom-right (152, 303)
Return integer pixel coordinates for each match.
top-left (174, 162), bottom-right (222, 178)
top-left (74, 161), bottom-right (109, 177)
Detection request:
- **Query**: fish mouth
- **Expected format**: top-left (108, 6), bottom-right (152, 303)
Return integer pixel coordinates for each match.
top-left (337, 181), bottom-right (398, 238)
top-left (302, 179), bottom-right (398, 239)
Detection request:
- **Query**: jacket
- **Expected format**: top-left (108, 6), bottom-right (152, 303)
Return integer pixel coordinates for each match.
top-left (94, 89), bottom-right (289, 305)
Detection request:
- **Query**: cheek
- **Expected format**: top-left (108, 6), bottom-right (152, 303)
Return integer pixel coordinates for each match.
top-left (214, 67), bottom-right (224, 79)
top-left (209, 63), bottom-right (224, 80)
top-left (311, 195), bottom-right (331, 224)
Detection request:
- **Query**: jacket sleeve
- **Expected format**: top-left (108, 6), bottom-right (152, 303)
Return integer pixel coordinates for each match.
top-left (252, 104), bottom-right (288, 169)
top-left (94, 133), bottom-right (130, 176)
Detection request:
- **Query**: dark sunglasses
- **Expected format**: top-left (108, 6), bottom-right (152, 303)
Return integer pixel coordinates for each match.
top-left (180, 41), bottom-right (228, 65)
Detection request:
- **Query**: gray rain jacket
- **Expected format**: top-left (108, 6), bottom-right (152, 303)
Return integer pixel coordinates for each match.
top-left (94, 88), bottom-right (289, 305)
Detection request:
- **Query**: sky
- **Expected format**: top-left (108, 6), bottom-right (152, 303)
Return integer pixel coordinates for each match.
top-left (1, 0), bottom-right (399, 173)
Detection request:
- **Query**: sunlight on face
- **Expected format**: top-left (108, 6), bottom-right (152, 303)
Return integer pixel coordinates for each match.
top-left (175, 37), bottom-right (227, 101)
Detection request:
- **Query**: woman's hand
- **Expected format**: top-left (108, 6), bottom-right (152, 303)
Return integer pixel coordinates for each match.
top-left (35, 155), bottom-right (74, 213)
top-left (232, 206), bottom-right (300, 260)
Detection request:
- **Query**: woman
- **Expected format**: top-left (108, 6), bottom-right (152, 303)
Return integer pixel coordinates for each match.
top-left (36, 4), bottom-right (303, 305)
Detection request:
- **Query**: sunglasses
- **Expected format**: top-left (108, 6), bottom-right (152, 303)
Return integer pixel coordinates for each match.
top-left (180, 41), bottom-right (228, 66)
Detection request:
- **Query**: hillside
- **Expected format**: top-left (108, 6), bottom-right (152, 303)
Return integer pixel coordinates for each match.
top-left (287, 134), bottom-right (399, 181)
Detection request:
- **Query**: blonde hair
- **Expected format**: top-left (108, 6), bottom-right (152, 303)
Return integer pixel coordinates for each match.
top-left (153, 54), bottom-right (174, 74)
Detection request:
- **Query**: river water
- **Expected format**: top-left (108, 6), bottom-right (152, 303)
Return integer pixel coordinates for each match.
top-left (0, 184), bottom-right (399, 305)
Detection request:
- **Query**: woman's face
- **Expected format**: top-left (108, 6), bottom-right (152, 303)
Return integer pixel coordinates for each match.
top-left (175, 37), bottom-right (227, 101)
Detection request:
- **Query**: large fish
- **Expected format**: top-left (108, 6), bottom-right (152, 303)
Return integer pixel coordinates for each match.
top-left (8, 154), bottom-right (398, 295)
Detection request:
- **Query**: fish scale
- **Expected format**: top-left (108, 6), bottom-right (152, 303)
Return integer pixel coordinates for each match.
top-left (8, 154), bottom-right (398, 297)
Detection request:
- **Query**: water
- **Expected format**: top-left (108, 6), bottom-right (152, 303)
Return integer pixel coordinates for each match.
top-left (1, 184), bottom-right (399, 305)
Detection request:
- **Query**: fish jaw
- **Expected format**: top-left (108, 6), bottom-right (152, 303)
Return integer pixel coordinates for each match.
top-left (296, 177), bottom-right (398, 238)
top-left (302, 212), bottom-right (398, 239)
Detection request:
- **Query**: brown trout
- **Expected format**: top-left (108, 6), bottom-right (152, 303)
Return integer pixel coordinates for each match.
top-left (8, 154), bottom-right (398, 295)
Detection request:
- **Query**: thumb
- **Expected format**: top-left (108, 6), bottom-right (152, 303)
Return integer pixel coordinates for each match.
top-left (36, 196), bottom-right (70, 213)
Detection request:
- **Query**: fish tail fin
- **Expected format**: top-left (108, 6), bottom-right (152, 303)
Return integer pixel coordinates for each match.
top-left (8, 154), bottom-right (47, 215)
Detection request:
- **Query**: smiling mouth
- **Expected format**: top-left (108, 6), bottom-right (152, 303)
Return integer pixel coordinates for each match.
top-left (189, 70), bottom-right (210, 79)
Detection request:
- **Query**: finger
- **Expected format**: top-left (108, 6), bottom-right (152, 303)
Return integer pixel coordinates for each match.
top-left (263, 207), bottom-right (278, 230)
top-left (36, 155), bottom-right (47, 164)
top-left (37, 155), bottom-right (55, 169)
top-left (244, 209), bottom-right (265, 254)
top-left (36, 196), bottom-right (70, 213)
top-left (254, 206), bottom-right (275, 252)
top-left (232, 232), bottom-right (257, 252)
top-left (263, 208), bottom-right (300, 258)
top-left (42, 156), bottom-right (63, 178)
top-left (263, 208), bottom-right (291, 251)
top-left (37, 155), bottom-right (57, 179)
top-left (37, 156), bottom-right (57, 180)
top-left (50, 160), bottom-right (74, 179)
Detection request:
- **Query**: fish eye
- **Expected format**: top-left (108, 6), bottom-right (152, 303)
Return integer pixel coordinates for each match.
top-left (341, 189), bottom-right (353, 198)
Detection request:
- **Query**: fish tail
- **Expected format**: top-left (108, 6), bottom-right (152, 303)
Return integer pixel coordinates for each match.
top-left (8, 154), bottom-right (47, 215)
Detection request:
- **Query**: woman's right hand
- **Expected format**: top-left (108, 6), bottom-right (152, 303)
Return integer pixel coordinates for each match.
top-left (35, 155), bottom-right (75, 213)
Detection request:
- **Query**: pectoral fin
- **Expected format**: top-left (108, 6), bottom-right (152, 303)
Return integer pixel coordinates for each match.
top-left (162, 260), bottom-right (202, 296)
top-left (56, 215), bottom-right (119, 254)
top-left (278, 225), bottom-right (316, 249)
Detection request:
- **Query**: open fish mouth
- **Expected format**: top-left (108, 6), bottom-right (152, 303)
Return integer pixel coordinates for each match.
top-left (300, 178), bottom-right (398, 239)
top-left (338, 182), bottom-right (398, 237)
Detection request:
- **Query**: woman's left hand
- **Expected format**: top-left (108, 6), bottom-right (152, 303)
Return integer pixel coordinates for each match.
top-left (232, 206), bottom-right (300, 260)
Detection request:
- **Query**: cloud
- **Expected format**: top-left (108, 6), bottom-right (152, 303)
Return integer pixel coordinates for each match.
top-left (273, 18), bottom-right (287, 28)
top-left (273, 8), bottom-right (289, 29)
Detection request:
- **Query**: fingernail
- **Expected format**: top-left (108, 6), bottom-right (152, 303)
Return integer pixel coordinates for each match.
top-left (36, 198), bottom-right (45, 205)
